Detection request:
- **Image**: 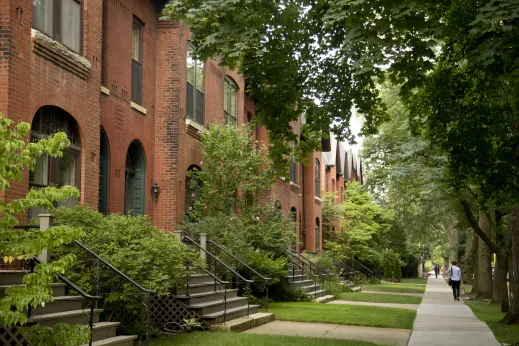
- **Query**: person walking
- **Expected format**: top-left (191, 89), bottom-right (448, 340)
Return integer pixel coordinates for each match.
top-left (449, 260), bottom-right (462, 301)
top-left (434, 264), bottom-right (439, 278)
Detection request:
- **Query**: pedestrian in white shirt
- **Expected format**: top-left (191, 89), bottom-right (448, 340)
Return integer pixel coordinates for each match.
top-left (449, 261), bottom-right (462, 301)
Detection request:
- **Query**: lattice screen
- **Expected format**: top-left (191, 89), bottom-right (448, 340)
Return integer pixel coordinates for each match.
top-left (150, 295), bottom-right (210, 331)
top-left (0, 326), bottom-right (29, 346)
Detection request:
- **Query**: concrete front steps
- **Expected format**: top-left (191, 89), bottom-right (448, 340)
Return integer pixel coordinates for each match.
top-left (286, 267), bottom-right (327, 299)
top-left (0, 270), bottom-right (137, 346)
top-left (340, 279), bottom-right (362, 292)
top-left (210, 312), bottom-right (275, 332)
top-left (174, 273), bottom-right (263, 326)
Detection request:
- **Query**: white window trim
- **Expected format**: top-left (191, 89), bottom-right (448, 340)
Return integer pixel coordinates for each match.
top-left (185, 118), bottom-right (205, 132)
top-left (130, 102), bottom-right (147, 115)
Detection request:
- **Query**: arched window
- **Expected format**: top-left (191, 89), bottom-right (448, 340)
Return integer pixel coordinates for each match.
top-left (185, 165), bottom-right (201, 214)
top-left (187, 43), bottom-right (205, 124)
top-left (315, 218), bottom-right (320, 252)
top-left (331, 179), bottom-right (335, 204)
top-left (124, 141), bottom-right (146, 216)
top-left (29, 106), bottom-right (81, 220)
top-left (314, 159), bottom-right (320, 198)
top-left (224, 77), bottom-right (238, 125)
top-left (340, 186), bottom-right (344, 203)
top-left (98, 128), bottom-right (110, 215)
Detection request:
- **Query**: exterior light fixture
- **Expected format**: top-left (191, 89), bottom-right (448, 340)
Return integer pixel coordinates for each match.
top-left (151, 183), bottom-right (160, 200)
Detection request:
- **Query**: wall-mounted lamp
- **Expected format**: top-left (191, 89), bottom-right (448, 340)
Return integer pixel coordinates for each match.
top-left (151, 183), bottom-right (160, 200)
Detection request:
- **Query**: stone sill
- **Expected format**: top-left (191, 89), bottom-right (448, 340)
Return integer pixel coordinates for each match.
top-left (130, 102), bottom-right (147, 115)
top-left (31, 29), bottom-right (91, 79)
top-left (101, 86), bottom-right (110, 95)
top-left (186, 119), bottom-right (204, 139)
top-left (289, 182), bottom-right (300, 193)
top-left (315, 197), bottom-right (322, 205)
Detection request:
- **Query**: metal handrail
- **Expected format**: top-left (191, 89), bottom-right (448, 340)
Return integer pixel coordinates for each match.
top-left (207, 240), bottom-right (271, 312)
top-left (327, 255), bottom-right (359, 276)
top-left (286, 253), bottom-right (320, 300)
top-left (182, 237), bottom-right (253, 284)
top-left (74, 241), bottom-right (156, 294)
top-left (289, 252), bottom-right (329, 278)
top-left (353, 257), bottom-right (374, 276)
top-left (207, 240), bottom-right (271, 282)
top-left (31, 257), bottom-right (101, 346)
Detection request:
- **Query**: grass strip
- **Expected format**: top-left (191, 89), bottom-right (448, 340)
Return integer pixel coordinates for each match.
top-left (337, 292), bottom-right (422, 304)
top-left (269, 302), bottom-right (416, 329)
top-left (151, 332), bottom-right (388, 346)
top-left (466, 300), bottom-right (519, 344)
top-left (399, 278), bottom-right (427, 285)
top-left (363, 284), bottom-right (425, 294)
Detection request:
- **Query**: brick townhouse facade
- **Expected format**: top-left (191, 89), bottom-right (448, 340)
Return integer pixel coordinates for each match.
top-left (0, 0), bottom-right (362, 253)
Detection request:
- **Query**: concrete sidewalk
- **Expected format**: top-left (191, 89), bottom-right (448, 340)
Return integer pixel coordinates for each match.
top-left (244, 320), bottom-right (411, 346)
top-left (408, 274), bottom-right (500, 346)
top-left (328, 300), bottom-right (419, 310)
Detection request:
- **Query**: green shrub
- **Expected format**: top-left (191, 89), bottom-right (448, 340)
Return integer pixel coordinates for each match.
top-left (269, 279), bottom-right (312, 303)
top-left (52, 205), bottom-right (201, 336)
top-left (393, 258), bottom-right (402, 282)
top-left (383, 258), bottom-right (393, 279)
top-left (322, 281), bottom-right (352, 297)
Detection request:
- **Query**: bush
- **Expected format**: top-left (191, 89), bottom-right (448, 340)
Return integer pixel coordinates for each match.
top-left (383, 258), bottom-right (393, 279)
top-left (52, 205), bottom-right (201, 336)
top-left (268, 279), bottom-right (312, 303)
top-left (393, 258), bottom-right (402, 282)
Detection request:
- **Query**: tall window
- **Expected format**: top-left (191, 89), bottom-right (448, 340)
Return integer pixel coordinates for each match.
top-left (132, 17), bottom-right (143, 105)
top-left (315, 218), bottom-right (320, 252)
top-left (340, 186), bottom-right (344, 203)
top-left (29, 107), bottom-right (81, 220)
top-left (314, 159), bottom-right (320, 198)
top-left (33, 0), bottom-right (82, 53)
top-left (224, 77), bottom-right (238, 125)
top-left (290, 142), bottom-right (297, 184)
top-left (187, 43), bottom-right (205, 124)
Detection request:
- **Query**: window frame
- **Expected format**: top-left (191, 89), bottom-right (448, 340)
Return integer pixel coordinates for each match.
top-left (131, 16), bottom-right (144, 105)
top-left (314, 159), bottom-right (320, 198)
top-left (186, 43), bottom-right (205, 125)
top-left (32, 0), bottom-right (84, 54)
top-left (224, 77), bottom-right (238, 125)
top-left (315, 218), bottom-right (320, 252)
top-left (290, 142), bottom-right (297, 184)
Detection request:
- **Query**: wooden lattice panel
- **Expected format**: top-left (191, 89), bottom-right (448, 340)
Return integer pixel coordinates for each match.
top-left (0, 326), bottom-right (30, 346)
top-left (150, 295), bottom-right (210, 331)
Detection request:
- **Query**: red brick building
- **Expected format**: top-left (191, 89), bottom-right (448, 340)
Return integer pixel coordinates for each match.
top-left (0, 0), bottom-right (362, 253)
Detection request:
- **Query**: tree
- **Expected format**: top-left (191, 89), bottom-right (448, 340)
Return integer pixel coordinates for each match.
top-left (393, 258), bottom-right (402, 282)
top-left (383, 258), bottom-right (393, 280)
top-left (0, 114), bottom-right (89, 345)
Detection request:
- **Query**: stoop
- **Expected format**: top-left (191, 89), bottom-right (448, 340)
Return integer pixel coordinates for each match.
top-left (210, 312), bottom-right (275, 332)
top-left (314, 295), bottom-right (335, 303)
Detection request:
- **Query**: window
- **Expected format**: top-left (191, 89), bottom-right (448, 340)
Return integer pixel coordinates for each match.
top-left (29, 107), bottom-right (81, 220)
top-left (224, 78), bottom-right (238, 125)
top-left (314, 159), bottom-right (320, 198)
top-left (98, 129), bottom-right (109, 215)
top-left (315, 218), bottom-right (320, 252)
top-left (187, 43), bottom-right (205, 124)
top-left (290, 142), bottom-right (297, 184)
top-left (331, 179), bottom-right (335, 204)
top-left (340, 186), bottom-right (344, 203)
top-left (33, 0), bottom-right (82, 53)
top-left (132, 17), bottom-right (143, 105)
top-left (125, 141), bottom-right (146, 216)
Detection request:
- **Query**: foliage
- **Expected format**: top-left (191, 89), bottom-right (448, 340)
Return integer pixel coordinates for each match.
top-left (321, 281), bottom-right (352, 297)
top-left (393, 258), bottom-right (402, 282)
top-left (269, 280), bottom-right (312, 303)
top-left (180, 318), bottom-right (202, 333)
top-left (383, 258), bottom-right (393, 280)
top-left (467, 300), bottom-right (519, 345)
top-left (52, 205), bottom-right (201, 335)
top-left (187, 124), bottom-right (274, 217)
top-left (21, 324), bottom-right (90, 346)
top-left (0, 113), bottom-right (88, 344)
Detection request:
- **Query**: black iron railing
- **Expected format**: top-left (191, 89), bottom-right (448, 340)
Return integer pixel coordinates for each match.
top-left (182, 236), bottom-right (254, 321)
top-left (352, 257), bottom-right (375, 278)
top-left (290, 252), bottom-right (331, 283)
top-left (325, 254), bottom-right (359, 281)
top-left (285, 251), bottom-right (322, 300)
top-left (207, 240), bottom-right (271, 312)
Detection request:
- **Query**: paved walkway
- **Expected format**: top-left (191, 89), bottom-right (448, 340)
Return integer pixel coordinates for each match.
top-left (244, 320), bottom-right (411, 346)
top-left (328, 300), bottom-right (419, 310)
top-left (408, 274), bottom-right (500, 346)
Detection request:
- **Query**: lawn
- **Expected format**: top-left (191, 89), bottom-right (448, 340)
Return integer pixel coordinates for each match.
top-left (337, 292), bottom-right (422, 305)
top-left (363, 284), bottom-right (426, 294)
top-left (467, 300), bottom-right (519, 344)
top-left (399, 278), bottom-right (427, 285)
top-left (268, 302), bottom-right (416, 329)
top-left (150, 332), bottom-right (388, 346)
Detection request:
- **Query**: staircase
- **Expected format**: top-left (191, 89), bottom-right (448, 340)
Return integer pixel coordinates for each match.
top-left (0, 269), bottom-right (137, 346)
top-left (174, 272), bottom-right (260, 325)
top-left (286, 260), bottom-right (327, 299)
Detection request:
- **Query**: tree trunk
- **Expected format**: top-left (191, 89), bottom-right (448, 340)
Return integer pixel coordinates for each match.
top-left (476, 211), bottom-right (493, 299)
top-left (501, 205), bottom-right (519, 324)
top-left (472, 231), bottom-right (479, 290)
top-left (493, 251), bottom-right (509, 312)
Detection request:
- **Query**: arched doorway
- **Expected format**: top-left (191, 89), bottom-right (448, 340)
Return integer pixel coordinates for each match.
top-left (29, 106), bottom-right (81, 220)
top-left (124, 141), bottom-right (146, 216)
top-left (98, 129), bottom-right (109, 215)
